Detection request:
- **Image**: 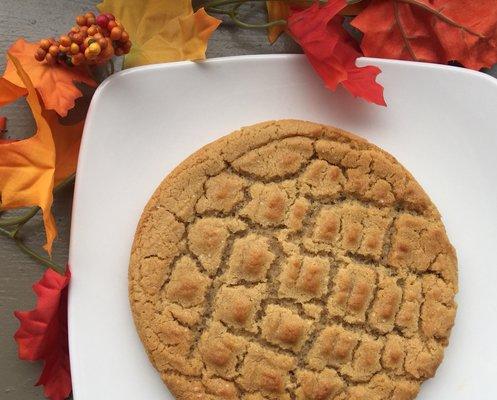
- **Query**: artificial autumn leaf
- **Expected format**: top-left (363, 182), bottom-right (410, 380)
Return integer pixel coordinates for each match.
top-left (352, 0), bottom-right (497, 70)
top-left (47, 112), bottom-right (84, 186)
top-left (0, 54), bottom-right (84, 253)
top-left (97, 0), bottom-right (221, 68)
top-left (287, 0), bottom-right (385, 105)
top-left (267, 1), bottom-right (290, 44)
top-left (3, 38), bottom-right (96, 117)
top-left (0, 75), bottom-right (26, 107)
top-left (266, 0), bottom-right (371, 44)
top-left (0, 53), bottom-right (57, 252)
top-left (340, 0), bottom-right (370, 16)
top-left (14, 266), bottom-right (71, 400)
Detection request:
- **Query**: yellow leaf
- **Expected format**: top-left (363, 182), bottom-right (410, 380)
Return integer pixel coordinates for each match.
top-left (267, 1), bottom-right (290, 44)
top-left (98, 0), bottom-right (221, 68)
top-left (0, 54), bottom-right (84, 254)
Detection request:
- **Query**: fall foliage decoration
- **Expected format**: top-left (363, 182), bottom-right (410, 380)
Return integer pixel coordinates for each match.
top-left (97, 0), bottom-right (221, 68)
top-left (352, 0), bottom-right (497, 70)
top-left (287, 0), bottom-right (385, 105)
top-left (0, 52), bottom-right (85, 254)
top-left (35, 11), bottom-right (131, 68)
top-left (0, 53), bottom-right (70, 253)
top-left (14, 267), bottom-right (71, 400)
top-left (265, 0), bottom-right (370, 43)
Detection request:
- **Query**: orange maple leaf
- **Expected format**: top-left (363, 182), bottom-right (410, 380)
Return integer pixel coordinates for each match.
top-left (97, 0), bottom-right (221, 68)
top-left (50, 113), bottom-right (84, 186)
top-left (0, 76), bottom-right (27, 107)
top-left (3, 38), bottom-right (96, 117)
top-left (0, 53), bottom-right (84, 254)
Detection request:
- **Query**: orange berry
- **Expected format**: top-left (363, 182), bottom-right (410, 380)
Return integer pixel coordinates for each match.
top-left (76, 15), bottom-right (87, 26)
top-left (86, 16), bottom-right (96, 26)
top-left (107, 20), bottom-right (117, 30)
top-left (45, 53), bottom-right (56, 65)
top-left (110, 27), bottom-right (122, 40)
top-left (71, 53), bottom-right (85, 66)
top-left (120, 31), bottom-right (129, 42)
top-left (100, 43), bottom-right (114, 59)
top-left (122, 40), bottom-right (132, 53)
top-left (80, 25), bottom-right (88, 34)
top-left (84, 47), bottom-right (96, 60)
top-left (93, 32), bottom-right (103, 40)
top-left (84, 37), bottom-right (97, 48)
top-left (70, 26), bottom-right (80, 33)
top-left (70, 43), bottom-right (80, 54)
top-left (60, 35), bottom-right (71, 47)
top-left (87, 25), bottom-right (98, 36)
top-left (35, 48), bottom-right (46, 61)
top-left (84, 12), bottom-right (95, 19)
top-left (98, 37), bottom-right (108, 49)
top-left (39, 39), bottom-right (51, 50)
top-left (88, 42), bottom-right (101, 55)
top-left (72, 33), bottom-right (84, 44)
top-left (59, 45), bottom-right (70, 53)
top-left (48, 45), bottom-right (59, 57)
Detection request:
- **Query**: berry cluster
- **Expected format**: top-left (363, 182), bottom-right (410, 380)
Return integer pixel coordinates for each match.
top-left (35, 12), bottom-right (131, 67)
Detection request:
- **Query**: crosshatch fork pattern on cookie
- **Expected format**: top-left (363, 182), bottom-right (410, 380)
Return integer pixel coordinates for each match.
top-left (129, 121), bottom-right (457, 400)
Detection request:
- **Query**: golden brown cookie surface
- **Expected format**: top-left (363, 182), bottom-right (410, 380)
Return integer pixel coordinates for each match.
top-left (129, 120), bottom-right (457, 400)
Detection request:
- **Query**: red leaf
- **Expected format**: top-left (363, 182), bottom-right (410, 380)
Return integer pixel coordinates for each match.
top-left (14, 266), bottom-right (72, 400)
top-left (352, 0), bottom-right (497, 70)
top-left (287, 1), bottom-right (385, 105)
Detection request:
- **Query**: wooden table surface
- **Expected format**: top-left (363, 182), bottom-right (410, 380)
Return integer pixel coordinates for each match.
top-left (0, 1), bottom-right (495, 399)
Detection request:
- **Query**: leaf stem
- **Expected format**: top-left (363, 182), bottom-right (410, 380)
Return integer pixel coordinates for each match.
top-left (231, 2), bottom-right (287, 29)
top-left (0, 207), bottom-right (39, 227)
top-left (393, 0), bottom-right (417, 60)
top-left (204, 0), bottom-right (327, 29)
top-left (0, 226), bottom-right (64, 273)
top-left (0, 174), bottom-right (74, 274)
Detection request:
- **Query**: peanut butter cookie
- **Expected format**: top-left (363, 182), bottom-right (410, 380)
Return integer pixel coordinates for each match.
top-left (129, 120), bottom-right (457, 400)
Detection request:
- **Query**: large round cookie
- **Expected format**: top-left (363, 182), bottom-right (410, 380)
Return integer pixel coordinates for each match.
top-left (129, 120), bottom-right (457, 400)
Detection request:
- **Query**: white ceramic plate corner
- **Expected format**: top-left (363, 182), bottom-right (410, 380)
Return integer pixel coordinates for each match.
top-left (69, 54), bottom-right (497, 399)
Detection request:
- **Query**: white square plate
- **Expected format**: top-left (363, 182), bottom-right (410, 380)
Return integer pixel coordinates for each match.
top-left (69, 54), bottom-right (497, 399)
